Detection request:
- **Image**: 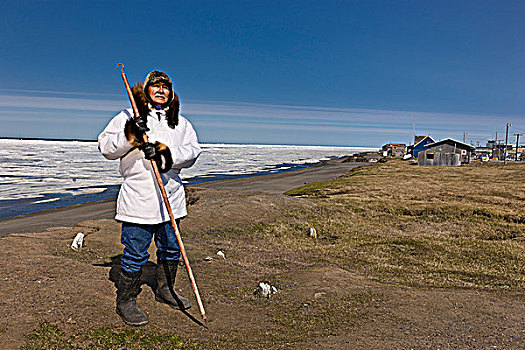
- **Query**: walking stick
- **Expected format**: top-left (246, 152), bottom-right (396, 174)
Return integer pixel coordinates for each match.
top-left (116, 63), bottom-right (207, 326)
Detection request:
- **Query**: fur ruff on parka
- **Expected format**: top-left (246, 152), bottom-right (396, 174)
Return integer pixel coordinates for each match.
top-left (123, 82), bottom-right (180, 172)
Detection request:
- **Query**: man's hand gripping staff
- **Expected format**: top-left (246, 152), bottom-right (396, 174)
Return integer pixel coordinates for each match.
top-left (116, 63), bottom-right (208, 326)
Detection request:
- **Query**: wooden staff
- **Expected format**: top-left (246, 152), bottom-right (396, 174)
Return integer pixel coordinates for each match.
top-left (116, 63), bottom-right (207, 326)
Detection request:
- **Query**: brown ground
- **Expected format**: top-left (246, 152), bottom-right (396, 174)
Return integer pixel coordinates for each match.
top-left (0, 159), bottom-right (523, 349)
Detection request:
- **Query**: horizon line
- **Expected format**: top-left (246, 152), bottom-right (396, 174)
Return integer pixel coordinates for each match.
top-left (0, 136), bottom-right (381, 149)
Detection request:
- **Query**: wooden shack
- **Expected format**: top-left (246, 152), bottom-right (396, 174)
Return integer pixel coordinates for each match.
top-left (418, 150), bottom-right (461, 166)
top-left (418, 138), bottom-right (474, 166)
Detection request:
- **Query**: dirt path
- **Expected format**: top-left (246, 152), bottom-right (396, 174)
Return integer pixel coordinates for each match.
top-left (196, 159), bottom-right (365, 193)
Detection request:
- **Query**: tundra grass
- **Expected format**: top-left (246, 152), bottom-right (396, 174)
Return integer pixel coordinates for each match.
top-left (268, 160), bottom-right (525, 290)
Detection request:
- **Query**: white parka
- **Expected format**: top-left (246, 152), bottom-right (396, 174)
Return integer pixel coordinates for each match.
top-left (98, 108), bottom-right (201, 224)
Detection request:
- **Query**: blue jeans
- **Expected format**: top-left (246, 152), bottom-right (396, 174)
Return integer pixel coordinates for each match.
top-left (120, 221), bottom-right (181, 273)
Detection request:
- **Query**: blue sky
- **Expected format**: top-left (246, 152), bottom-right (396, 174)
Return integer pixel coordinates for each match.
top-left (1, 1), bottom-right (524, 147)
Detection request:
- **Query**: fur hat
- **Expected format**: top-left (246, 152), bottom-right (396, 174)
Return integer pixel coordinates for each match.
top-left (143, 70), bottom-right (174, 105)
top-left (131, 81), bottom-right (179, 129)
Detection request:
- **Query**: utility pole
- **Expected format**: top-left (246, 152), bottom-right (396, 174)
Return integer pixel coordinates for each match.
top-left (463, 132), bottom-right (468, 143)
top-left (514, 133), bottom-right (524, 161)
top-left (504, 122), bottom-right (511, 165)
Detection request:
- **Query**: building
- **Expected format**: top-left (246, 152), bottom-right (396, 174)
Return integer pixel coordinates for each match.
top-left (418, 138), bottom-right (475, 166)
top-left (382, 143), bottom-right (406, 157)
top-left (418, 150), bottom-right (461, 166)
top-left (406, 135), bottom-right (435, 158)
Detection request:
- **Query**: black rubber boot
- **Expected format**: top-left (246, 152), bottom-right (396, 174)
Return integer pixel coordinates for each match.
top-left (116, 269), bottom-right (149, 326)
top-left (155, 260), bottom-right (191, 310)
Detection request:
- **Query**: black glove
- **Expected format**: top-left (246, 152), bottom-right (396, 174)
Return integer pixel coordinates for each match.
top-left (139, 142), bottom-right (156, 160)
top-left (133, 116), bottom-right (149, 133)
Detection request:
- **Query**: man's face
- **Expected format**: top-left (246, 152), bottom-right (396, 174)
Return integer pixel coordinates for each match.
top-left (148, 83), bottom-right (170, 105)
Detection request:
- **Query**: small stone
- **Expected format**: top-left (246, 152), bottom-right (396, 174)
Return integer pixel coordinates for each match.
top-left (204, 256), bottom-right (213, 261)
top-left (216, 250), bottom-right (226, 259)
top-left (314, 292), bottom-right (326, 299)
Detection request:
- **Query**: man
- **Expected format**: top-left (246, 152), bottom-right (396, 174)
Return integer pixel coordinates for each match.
top-left (98, 70), bottom-right (201, 326)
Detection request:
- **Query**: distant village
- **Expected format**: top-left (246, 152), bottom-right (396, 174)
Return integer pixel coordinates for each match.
top-left (355, 135), bottom-right (523, 166)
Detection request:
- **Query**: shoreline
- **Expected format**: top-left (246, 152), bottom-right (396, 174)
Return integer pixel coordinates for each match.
top-left (0, 155), bottom-right (356, 221)
top-left (0, 158), bottom-right (367, 236)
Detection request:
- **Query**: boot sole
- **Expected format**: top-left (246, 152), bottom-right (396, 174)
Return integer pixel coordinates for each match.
top-left (116, 308), bottom-right (149, 327)
top-left (155, 295), bottom-right (191, 310)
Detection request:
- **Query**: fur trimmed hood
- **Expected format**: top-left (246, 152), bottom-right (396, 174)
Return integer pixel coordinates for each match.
top-left (143, 70), bottom-right (174, 105)
top-left (131, 82), bottom-right (179, 129)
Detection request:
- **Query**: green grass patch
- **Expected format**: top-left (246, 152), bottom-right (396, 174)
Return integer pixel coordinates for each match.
top-left (285, 166), bottom-right (376, 197)
top-left (23, 322), bottom-right (197, 350)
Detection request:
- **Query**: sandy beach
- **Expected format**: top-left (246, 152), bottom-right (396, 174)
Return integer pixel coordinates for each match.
top-left (0, 159), bottom-right (523, 349)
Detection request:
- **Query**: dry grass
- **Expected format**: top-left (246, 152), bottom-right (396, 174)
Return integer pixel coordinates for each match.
top-left (260, 160), bottom-right (525, 289)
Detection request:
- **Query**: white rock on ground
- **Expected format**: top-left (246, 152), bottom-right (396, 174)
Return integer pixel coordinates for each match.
top-left (71, 232), bottom-right (84, 251)
top-left (256, 282), bottom-right (278, 298)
